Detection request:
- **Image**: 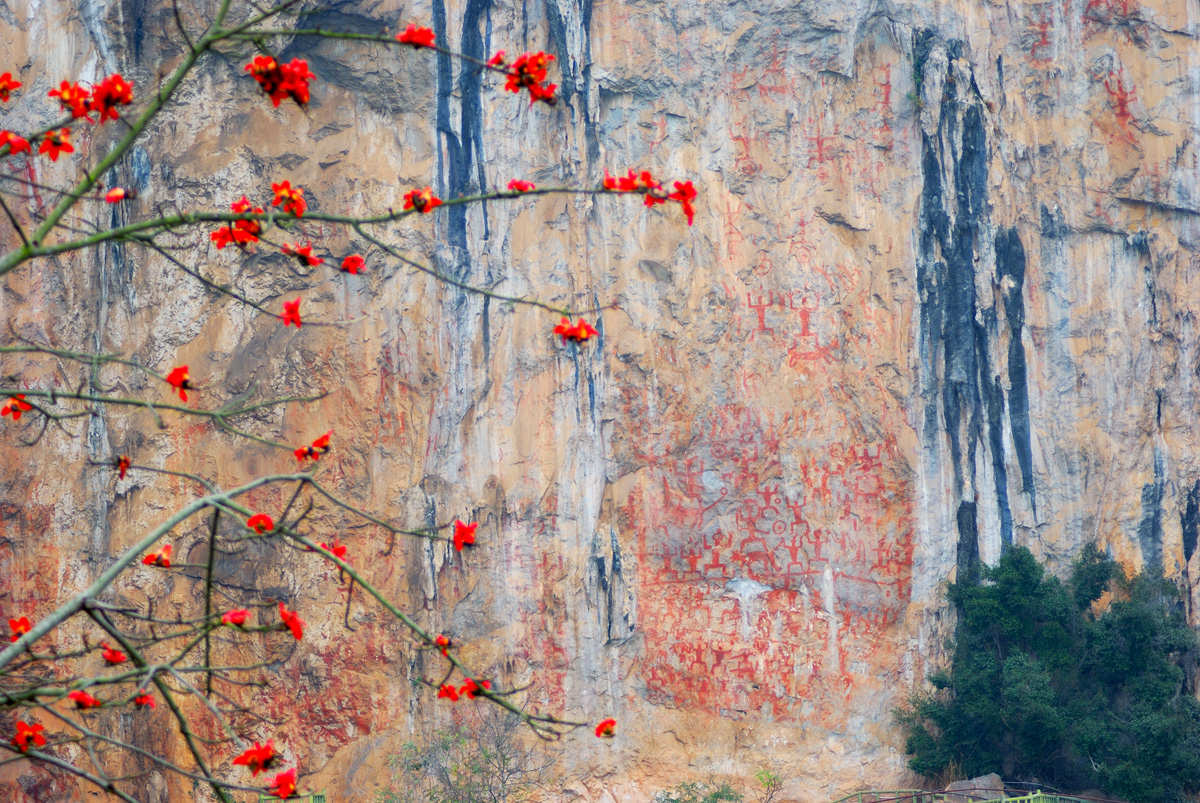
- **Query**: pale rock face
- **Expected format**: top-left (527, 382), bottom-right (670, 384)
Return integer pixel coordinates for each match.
top-left (1, 0), bottom-right (1198, 801)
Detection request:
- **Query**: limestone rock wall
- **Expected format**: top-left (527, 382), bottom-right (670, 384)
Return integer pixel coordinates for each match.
top-left (2, 0), bottom-right (1200, 800)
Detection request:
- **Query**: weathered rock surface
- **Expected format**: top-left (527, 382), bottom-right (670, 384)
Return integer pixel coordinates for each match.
top-left (2, 0), bottom-right (1200, 800)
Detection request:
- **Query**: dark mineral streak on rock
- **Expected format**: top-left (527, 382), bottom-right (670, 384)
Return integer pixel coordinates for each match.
top-left (996, 227), bottom-right (1035, 517)
top-left (1182, 481), bottom-right (1200, 565)
top-left (1138, 449), bottom-right (1165, 575)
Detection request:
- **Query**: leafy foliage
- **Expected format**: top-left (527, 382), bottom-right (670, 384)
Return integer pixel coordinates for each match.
top-left (652, 781), bottom-right (743, 803)
top-left (899, 545), bottom-right (1200, 802)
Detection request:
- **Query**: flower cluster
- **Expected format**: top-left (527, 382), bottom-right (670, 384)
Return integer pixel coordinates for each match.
top-left (133, 690), bottom-right (155, 709)
top-left (39, 128), bottom-right (72, 162)
top-left (233, 741), bottom-right (278, 776)
top-left (437, 677), bottom-right (491, 701)
top-left (278, 603), bottom-right (304, 640)
top-left (142, 544), bottom-right (172, 567)
top-left (165, 365), bottom-right (191, 401)
top-left (553, 317), bottom-right (599, 343)
top-left (453, 520), bottom-right (477, 551)
top-left (68, 689), bottom-right (100, 709)
top-left (282, 242), bottom-right (320, 266)
top-left (603, 169), bottom-right (697, 226)
top-left (211, 195), bottom-right (264, 249)
top-left (48, 74), bottom-right (133, 122)
top-left (1, 394), bottom-right (32, 420)
top-left (245, 56), bottom-right (314, 107)
top-left (294, 430), bottom-right (331, 463)
top-left (489, 50), bottom-right (557, 105)
top-left (396, 24), bottom-right (435, 48)
top-left (247, 514), bottom-right (274, 533)
top-left (434, 634), bottom-right (452, 656)
top-left (12, 721), bottom-right (45, 752)
top-left (271, 180), bottom-right (307, 217)
top-left (9, 615), bottom-right (31, 641)
top-left (403, 186), bottom-right (441, 213)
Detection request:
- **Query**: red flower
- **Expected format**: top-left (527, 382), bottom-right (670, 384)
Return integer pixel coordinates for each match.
top-left (487, 51), bottom-right (506, 67)
top-left (12, 721), bottom-right (45, 752)
top-left (88, 73), bottom-right (133, 123)
top-left (105, 187), bottom-right (130, 203)
top-left (1, 394), bottom-right (33, 420)
top-left (233, 740), bottom-right (278, 776)
top-left (271, 180), bottom-right (306, 217)
top-left (434, 634), bottom-right (451, 655)
top-left (319, 540), bottom-right (347, 560)
top-left (222, 608), bottom-right (249, 626)
top-left (165, 365), bottom-right (191, 401)
top-left (0, 72), bottom-right (21, 102)
top-left (553, 317), bottom-right (599, 343)
top-left (48, 80), bottom-right (89, 118)
top-left (507, 179), bottom-right (536, 192)
top-left (396, 24), bottom-right (435, 48)
top-left (497, 51), bottom-right (557, 105)
top-left (0, 131), bottom-right (30, 155)
top-left (281, 242), bottom-right (321, 266)
top-left (280, 298), bottom-right (302, 328)
top-left (134, 690), bottom-right (155, 709)
top-left (595, 718), bottom-right (616, 738)
top-left (452, 520), bottom-right (477, 551)
top-left (267, 767), bottom-right (297, 798)
top-left (294, 430), bottom-right (331, 463)
top-left (8, 615), bottom-right (31, 641)
top-left (246, 56), bottom-right (314, 107)
top-left (100, 642), bottom-right (127, 665)
top-left (247, 514), bottom-right (274, 534)
top-left (115, 454), bottom-right (131, 479)
top-left (459, 678), bottom-right (491, 699)
top-left (142, 544), bottom-right (172, 567)
top-left (340, 254), bottom-right (365, 274)
top-left (38, 128), bottom-right (73, 161)
top-left (402, 186), bottom-right (441, 213)
top-left (278, 603), bottom-right (304, 640)
top-left (437, 683), bottom-right (459, 701)
top-left (68, 690), bottom-right (100, 708)
top-left (668, 180), bottom-right (697, 226)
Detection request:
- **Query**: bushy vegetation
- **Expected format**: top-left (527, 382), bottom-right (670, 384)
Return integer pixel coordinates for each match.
top-left (900, 544), bottom-right (1200, 802)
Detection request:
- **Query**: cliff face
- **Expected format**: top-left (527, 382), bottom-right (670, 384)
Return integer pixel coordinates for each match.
top-left (2, 0), bottom-right (1200, 800)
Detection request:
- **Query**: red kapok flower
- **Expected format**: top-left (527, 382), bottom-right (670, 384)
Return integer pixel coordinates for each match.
top-left (246, 56), bottom-right (314, 107)
top-left (459, 677), bottom-right (491, 699)
top-left (396, 24), bottom-right (435, 48)
top-left (12, 720), bottom-right (45, 752)
top-left (165, 365), bottom-right (191, 401)
top-left (0, 72), bottom-right (21, 102)
top-left (271, 180), bottom-right (306, 217)
top-left (212, 196), bottom-right (264, 249)
top-left (501, 51), bottom-right (557, 105)
top-left (38, 128), bottom-right (73, 162)
top-left (434, 634), bottom-right (451, 655)
top-left (1, 394), bottom-right (33, 420)
top-left (278, 602), bottom-right (304, 640)
top-left (0, 131), bottom-right (31, 155)
top-left (553, 317), bottom-right (599, 343)
top-left (595, 718), bottom-right (616, 738)
top-left (267, 767), bottom-right (297, 799)
top-left (100, 642), bottom-right (127, 665)
top-left (507, 179), bottom-right (536, 192)
top-left (247, 514), bottom-right (274, 534)
top-left (142, 544), bottom-right (172, 567)
top-left (340, 254), bottom-right (365, 274)
top-left (68, 690), bottom-right (100, 709)
top-left (281, 242), bottom-right (321, 266)
top-left (294, 430), bottom-right (331, 463)
top-left (402, 186), bottom-right (441, 213)
top-left (105, 187), bottom-right (130, 203)
top-left (319, 540), bottom-right (347, 561)
top-left (452, 520), bottom-right (477, 551)
top-left (233, 740), bottom-right (278, 776)
top-left (487, 50), bottom-right (506, 67)
top-left (88, 73), bottom-right (134, 123)
top-left (134, 690), bottom-right (155, 709)
top-left (437, 683), bottom-right (459, 701)
top-left (115, 454), bottom-right (131, 479)
top-left (48, 80), bottom-right (89, 118)
top-left (9, 615), bottom-right (31, 641)
top-left (222, 608), bottom-right (249, 626)
top-left (281, 298), bottom-right (302, 328)
top-left (668, 180), bottom-right (697, 226)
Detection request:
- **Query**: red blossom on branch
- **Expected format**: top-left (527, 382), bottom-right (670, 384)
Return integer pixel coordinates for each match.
top-left (105, 187), bottom-right (132, 203)
top-left (100, 643), bottom-right (127, 665)
top-left (38, 128), bottom-right (73, 161)
top-left (267, 767), bottom-right (297, 799)
top-left (340, 254), bottom-right (365, 274)
top-left (211, 196), bottom-right (264, 249)
top-left (68, 690), bottom-right (101, 709)
top-left (402, 186), bottom-right (441, 213)
top-left (437, 683), bottom-right (459, 701)
top-left (12, 721), bottom-right (45, 752)
top-left (0, 131), bottom-right (30, 155)
top-left (280, 298), bottom-right (302, 328)
top-left (114, 454), bottom-right (131, 479)
top-left (1, 394), bottom-right (33, 420)
top-left (278, 603), bottom-right (304, 640)
top-left (222, 609), bottom-right (249, 626)
top-left (294, 430), bottom-right (331, 463)
top-left (88, 73), bottom-right (133, 123)
top-left (271, 181), bottom-right (307, 217)
top-left (603, 169), bottom-right (696, 226)
top-left (246, 56), bottom-right (314, 107)
top-left (553, 317), bottom-right (598, 343)
top-left (142, 544), bottom-right (172, 567)
top-left (396, 24), bottom-right (435, 48)
top-left (507, 179), bottom-right (536, 192)
top-left (133, 691), bottom-right (155, 709)
top-left (247, 514), bottom-right (274, 534)
top-left (165, 365), bottom-right (191, 401)
top-left (281, 242), bottom-right (321, 266)
top-left (48, 80), bottom-right (89, 118)
top-left (8, 615), bottom-right (31, 641)
top-left (0, 72), bottom-right (21, 102)
top-left (459, 677), bottom-right (491, 699)
top-left (668, 180), bottom-right (697, 226)
top-left (434, 634), bottom-right (451, 655)
top-left (595, 718), bottom-right (616, 738)
top-left (452, 520), bottom-right (477, 551)
top-left (233, 740), bottom-right (278, 776)
top-left (493, 51), bottom-right (557, 105)
top-left (319, 540), bottom-right (347, 561)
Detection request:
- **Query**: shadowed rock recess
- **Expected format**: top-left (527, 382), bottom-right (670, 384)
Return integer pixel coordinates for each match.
top-left (2, 0), bottom-right (1200, 800)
